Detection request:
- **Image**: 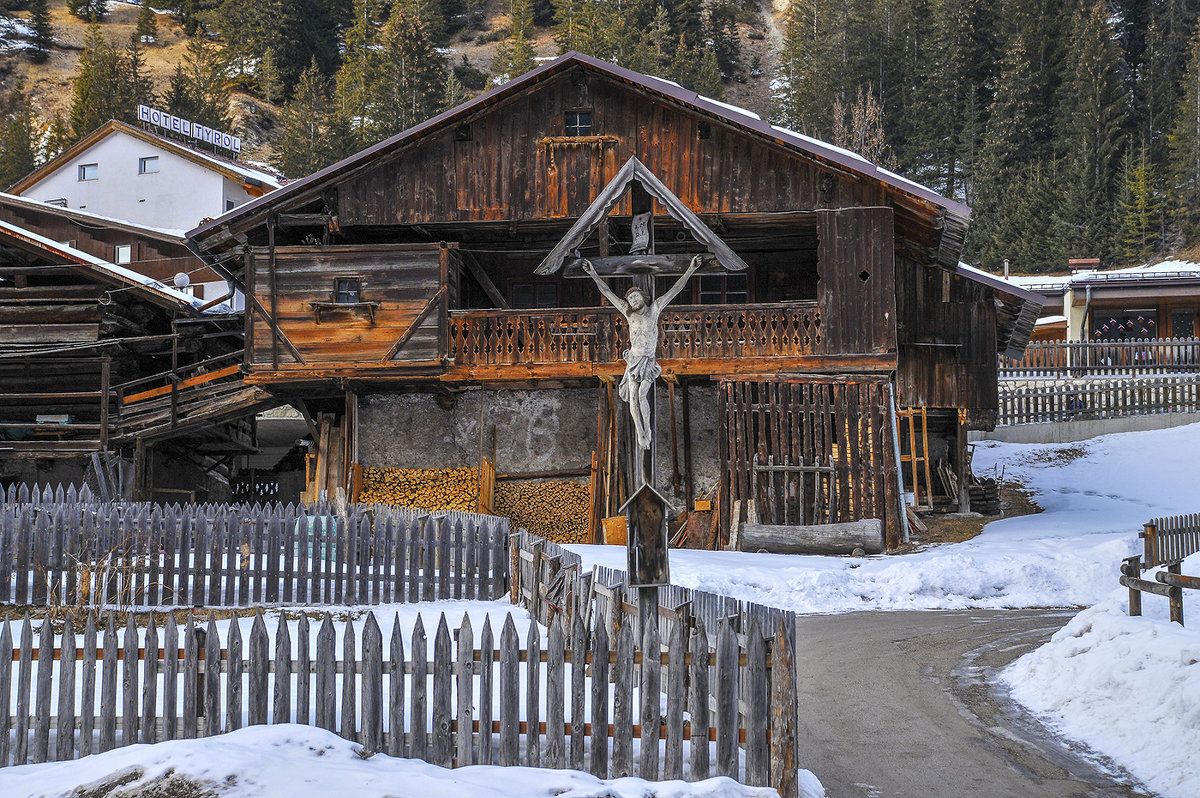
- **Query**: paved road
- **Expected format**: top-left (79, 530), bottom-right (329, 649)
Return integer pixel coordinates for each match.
top-left (793, 609), bottom-right (1153, 798)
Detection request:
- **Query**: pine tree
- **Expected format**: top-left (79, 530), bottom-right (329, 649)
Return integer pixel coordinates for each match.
top-left (181, 37), bottom-right (231, 129)
top-left (0, 94), bottom-right (37, 189)
top-left (135, 0), bottom-right (158, 45)
top-left (674, 39), bottom-right (723, 99)
top-left (274, 60), bottom-right (334, 177)
top-left (705, 0), bottom-right (739, 78)
top-left (335, 0), bottom-right (380, 150)
top-left (125, 34), bottom-right (155, 111)
top-left (1118, 146), bottom-right (1163, 262)
top-left (260, 48), bottom-right (281, 106)
top-left (163, 64), bottom-right (198, 119)
top-left (43, 112), bottom-right (73, 161)
top-left (69, 25), bottom-right (135, 137)
top-left (29, 0), bottom-right (53, 64)
top-left (1169, 19), bottom-right (1200, 241)
top-left (398, 0), bottom-right (446, 46)
top-left (67, 0), bottom-right (107, 22)
top-left (373, 3), bottom-right (446, 137)
top-left (493, 0), bottom-right (537, 82)
top-left (442, 70), bottom-right (470, 111)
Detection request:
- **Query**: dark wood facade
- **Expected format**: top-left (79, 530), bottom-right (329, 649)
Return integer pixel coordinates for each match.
top-left (188, 53), bottom-right (1044, 546)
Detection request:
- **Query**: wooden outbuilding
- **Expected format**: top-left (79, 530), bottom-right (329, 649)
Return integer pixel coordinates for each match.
top-left (187, 53), bottom-right (1043, 548)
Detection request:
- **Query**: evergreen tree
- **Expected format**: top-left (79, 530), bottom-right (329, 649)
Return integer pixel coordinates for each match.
top-left (215, 0), bottom-right (281, 95)
top-left (260, 48), bottom-right (281, 106)
top-left (1168, 18), bottom-right (1200, 241)
top-left (705, 0), bottom-right (739, 78)
top-left (1117, 146), bottom-right (1164, 262)
top-left (163, 64), bottom-right (198, 119)
top-left (43, 112), bottom-right (73, 161)
top-left (442, 70), bottom-right (470, 111)
top-left (0, 94), bottom-right (37, 189)
top-left (29, 0), bottom-right (53, 64)
top-left (67, 0), bottom-right (107, 22)
top-left (493, 0), bottom-right (537, 82)
top-left (274, 60), bottom-right (335, 177)
top-left (135, 0), bottom-right (158, 44)
top-left (125, 34), bottom-right (155, 111)
top-left (277, 0), bottom-right (344, 94)
top-left (398, 0), bottom-right (446, 46)
top-left (373, 3), bottom-right (446, 136)
top-left (181, 37), bottom-right (231, 129)
top-left (334, 0), bottom-right (379, 150)
top-left (69, 25), bottom-right (135, 138)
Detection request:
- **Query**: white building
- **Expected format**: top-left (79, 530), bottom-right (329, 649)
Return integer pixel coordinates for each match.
top-left (8, 120), bottom-right (281, 232)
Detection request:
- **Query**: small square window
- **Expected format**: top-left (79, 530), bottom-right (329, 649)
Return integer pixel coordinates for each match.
top-left (138, 156), bottom-right (159, 174)
top-left (114, 244), bottom-right (132, 264)
top-left (334, 278), bottom-right (361, 304)
top-left (565, 110), bottom-right (592, 137)
top-left (226, 200), bottom-right (236, 211)
top-left (78, 163), bottom-right (98, 181)
top-left (455, 125), bottom-right (472, 141)
top-left (697, 121), bottom-right (712, 140)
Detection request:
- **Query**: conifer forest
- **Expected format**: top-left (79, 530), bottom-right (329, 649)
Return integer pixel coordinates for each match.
top-left (4, 0), bottom-right (1200, 273)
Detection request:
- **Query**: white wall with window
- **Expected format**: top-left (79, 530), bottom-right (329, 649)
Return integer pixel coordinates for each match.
top-left (18, 129), bottom-right (262, 231)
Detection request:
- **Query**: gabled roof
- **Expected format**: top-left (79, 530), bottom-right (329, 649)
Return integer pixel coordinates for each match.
top-left (0, 191), bottom-right (188, 239)
top-left (188, 52), bottom-right (969, 248)
top-left (0, 218), bottom-right (204, 312)
top-left (955, 263), bottom-right (1045, 359)
top-left (8, 120), bottom-right (281, 197)
top-left (536, 156), bottom-right (752, 275)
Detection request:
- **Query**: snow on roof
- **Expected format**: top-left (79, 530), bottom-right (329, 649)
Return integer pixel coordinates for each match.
top-left (769, 124), bottom-right (873, 165)
top-left (997, 258), bottom-right (1200, 293)
top-left (644, 74), bottom-right (683, 89)
top-left (0, 192), bottom-right (188, 238)
top-left (0, 218), bottom-right (212, 311)
top-left (1035, 315), bottom-right (1067, 326)
top-left (698, 95), bottom-right (762, 121)
top-left (168, 137), bottom-right (281, 187)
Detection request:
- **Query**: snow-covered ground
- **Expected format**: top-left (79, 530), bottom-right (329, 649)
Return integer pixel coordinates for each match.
top-left (0, 724), bottom-right (791, 798)
top-left (570, 422), bottom-right (1200, 613)
top-left (570, 421), bottom-right (1200, 796)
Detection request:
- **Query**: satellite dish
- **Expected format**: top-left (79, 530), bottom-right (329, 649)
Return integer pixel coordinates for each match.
top-left (173, 272), bottom-right (190, 289)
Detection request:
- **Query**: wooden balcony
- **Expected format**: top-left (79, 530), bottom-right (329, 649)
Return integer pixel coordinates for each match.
top-left (443, 302), bottom-right (891, 380)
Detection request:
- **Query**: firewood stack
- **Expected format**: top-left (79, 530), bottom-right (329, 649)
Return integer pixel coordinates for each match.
top-left (359, 466), bottom-right (481, 511)
top-left (494, 480), bottom-right (591, 544)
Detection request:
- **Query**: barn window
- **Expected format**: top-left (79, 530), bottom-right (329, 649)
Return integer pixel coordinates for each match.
top-left (512, 282), bottom-right (558, 308)
top-left (334, 278), bottom-right (361, 304)
top-left (697, 273), bottom-right (750, 305)
top-left (565, 110), bottom-right (592, 137)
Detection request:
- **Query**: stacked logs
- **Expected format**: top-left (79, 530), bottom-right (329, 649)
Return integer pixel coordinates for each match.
top-left (494, 480), bottom-right (591, 544)
top-left (359, 466), bottom-right (480, 511)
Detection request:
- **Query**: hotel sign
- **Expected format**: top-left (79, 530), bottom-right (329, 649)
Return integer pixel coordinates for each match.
top-left (137, 105), bottom-right (242, 154)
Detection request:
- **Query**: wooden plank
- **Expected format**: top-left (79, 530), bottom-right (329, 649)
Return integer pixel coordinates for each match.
top-left (141, 617), bottom-right (158, 745)
top-left (479, 616), bottom-right (494, 765)
top-left (182, 617), bottom-right (198, 739)
top-left (122, 364), bottom-right (241, 405)
top-left (745, 619), bottom-right (769, 785)
top-left (589, 619), bottom-right (610, 778)
top-left (569, 611), bottom-right (587, 770)
top-left (204, 616), bottom-right (221, 735)
top-left (432, 615), bottom-right (453, 766)
top-left (223, 618), bottom-right (242, 733)
top-left (525, 619), bottom-right (541, 768)
top-left (248, 613), bottom-right (268, 726)
top-left (664, 615), bottom-right (685, 779)
top-left (340, 617), bottom-right (357, 741)
top-left (411, 614), bottom-right (429, 761)
top-left (770, 620), bottom-right (798, 798)
top-left (689, 621), bottom-right (710, 779)
top-left (612, 618), bottom-right (634, 777)
top-left (0, 618), bottom-right (10, 767)
top-left (715, 619), bottom-right (738, 778)
top-left (295, 614), bottom-right (310, 727)
top-left (361, 614), bottom-right (383, 754)
top-left (456, 614), bottom-right (475, 765)
top-left (388, 615), bottom-right (406, 758)
top-left (98, 614), bottom-right (116, 752)
top-left (639, 605), bottom-right (662, 780)
top-left (546, 615), bottom-right (566, 769)
top-left (33, 616), bottom-right (53, 762)
top-left (316, 614), bottom-right (336, 731)
top-left (57, 616), bottom-right (77, 760)
top-left (499, 615), bottom-right (519, 766)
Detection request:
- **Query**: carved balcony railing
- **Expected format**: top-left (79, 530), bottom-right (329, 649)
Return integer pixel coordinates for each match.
top-left (447, 302), bottom-right (822, 367)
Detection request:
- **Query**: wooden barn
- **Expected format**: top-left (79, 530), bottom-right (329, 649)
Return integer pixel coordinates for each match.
top-left (186, 52), bottom-right (1043, 549)
top-left (0, 218), bottom-right (273, 500)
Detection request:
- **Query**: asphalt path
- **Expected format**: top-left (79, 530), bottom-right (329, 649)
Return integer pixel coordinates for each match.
top-left (793, 609), bottom-right (1154, 798)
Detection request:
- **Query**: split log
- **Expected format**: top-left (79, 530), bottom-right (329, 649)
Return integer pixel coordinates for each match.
top-left (739, 519), bottom-right (884, 555)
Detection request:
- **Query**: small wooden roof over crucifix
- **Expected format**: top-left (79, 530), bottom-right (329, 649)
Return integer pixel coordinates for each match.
top-left (534, 156), bottom-right (751, 276)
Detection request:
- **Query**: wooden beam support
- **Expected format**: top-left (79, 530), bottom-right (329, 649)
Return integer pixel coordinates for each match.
top-left (379, 285), bottom-right (447, 362)
top-left (458, 251), bottom-right (510, 309)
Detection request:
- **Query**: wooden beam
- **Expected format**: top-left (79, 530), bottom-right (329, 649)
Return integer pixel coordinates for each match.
top-left (379, 285), bottom-right (447, 363)
top-left (562, 255), bottom-right (724, 277)
top-left (457, 251), bottom-right (509, 309)
top-left (122, 364), bottom-right (240, 406)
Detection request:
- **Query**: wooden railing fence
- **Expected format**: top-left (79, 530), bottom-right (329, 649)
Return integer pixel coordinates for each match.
top-left (997, 375), bottom-right (1200, 425)
top-left (1001, 338), bottom-right (1200, 377)
top-left (448, 303), bottom-right (822, 367)
top-left (1120, 513), bottom-right (1200, 626)
top-left (509, 529), bottom-right (800, 797)
top-left (0, 499), bottom-right (508, 609)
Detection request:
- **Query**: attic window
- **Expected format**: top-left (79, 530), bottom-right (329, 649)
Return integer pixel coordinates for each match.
top-left (455, 125), bottom-right (472, 141)
top-left (78, 163), bottom-right (98, 182)
top-left (334, 278), bottom-right (361, 304)
top-left (565, 110), bottom-right (592, 137)
top-left (138, 156), bottom-right (159, 174)
top-left (697, 121), bottom-right (712, 140)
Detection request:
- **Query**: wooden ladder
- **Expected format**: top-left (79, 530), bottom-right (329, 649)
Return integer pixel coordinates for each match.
top-left (898, 407), bottom-right (934, 510)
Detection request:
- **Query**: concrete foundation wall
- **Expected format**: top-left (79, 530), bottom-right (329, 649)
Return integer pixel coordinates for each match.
top-left (971, 411), bottom-right (1200, 444)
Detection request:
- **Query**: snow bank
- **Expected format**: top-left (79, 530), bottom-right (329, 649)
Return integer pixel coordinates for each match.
top-left (1000, 555), bottom-right (1200, 798)
top-left (569, 422), bottom-right (1200, 614)
top-left (0, 724), bottom-right (797, 798)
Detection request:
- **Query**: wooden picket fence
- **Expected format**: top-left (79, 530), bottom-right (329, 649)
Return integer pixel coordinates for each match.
top-left (0, 606), bottom-right (796, 793)
top-left (1001, 337), bottom-right (1200, 378)
top-left (509, 529), bottom-right (800, 797)
top-left (0, 497), bottom-right (509, 608)
top-left (997, 375), bottom-right (1200, 425)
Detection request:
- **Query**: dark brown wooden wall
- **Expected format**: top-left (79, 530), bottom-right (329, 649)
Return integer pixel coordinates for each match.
top-left (336, 72), bottom-right (894, 226)
top-left (248, 244), bottom-right (447, 368)
top-left (894, 255), bottom-right (998, 425)
top-left (817, 208), bottom-right (896, 355)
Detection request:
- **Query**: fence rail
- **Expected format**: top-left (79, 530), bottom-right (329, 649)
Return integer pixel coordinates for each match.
top-left (997, 375), bottom-right (1200, 425)
top-left (1001, 337), bottom-right (1200, 377)
top-left (0, 499), bottom-right (508, 608)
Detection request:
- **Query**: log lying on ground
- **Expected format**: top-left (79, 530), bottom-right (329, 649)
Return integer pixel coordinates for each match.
top-left (739, 519), bottom-right (885, 555)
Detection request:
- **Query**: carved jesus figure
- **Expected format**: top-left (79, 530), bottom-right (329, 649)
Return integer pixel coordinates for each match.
top-left (583, 255), bottom-right (702, 451)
